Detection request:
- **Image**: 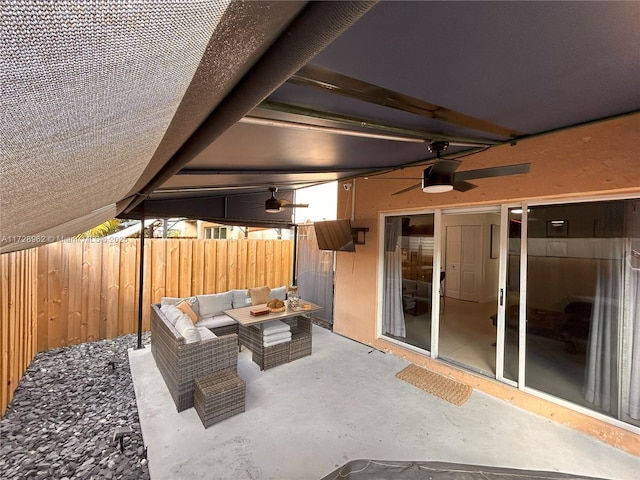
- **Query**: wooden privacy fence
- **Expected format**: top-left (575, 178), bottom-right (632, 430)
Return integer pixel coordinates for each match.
top-left (1, 248), bottom-right (38, 415)
top-left (37, 238), bottom-right (293, 350)
top-left (1, 238), bottom-right (292, 414)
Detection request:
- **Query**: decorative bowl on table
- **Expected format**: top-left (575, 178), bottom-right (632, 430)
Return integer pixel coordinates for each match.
top-left (267, 299), bottom-right (286, 313)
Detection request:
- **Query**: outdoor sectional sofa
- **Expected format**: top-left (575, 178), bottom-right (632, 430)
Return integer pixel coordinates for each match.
top-left (150, 287), bottom-right (287, 411)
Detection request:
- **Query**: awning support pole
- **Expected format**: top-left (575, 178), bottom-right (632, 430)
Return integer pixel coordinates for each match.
top-left (136, 207), bottom-right (145, 349)
top-left (292, 224), bottom-right (298, 286)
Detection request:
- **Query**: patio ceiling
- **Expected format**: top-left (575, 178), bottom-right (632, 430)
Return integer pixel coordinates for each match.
top-left (2, 1), bottom-right (639, 250)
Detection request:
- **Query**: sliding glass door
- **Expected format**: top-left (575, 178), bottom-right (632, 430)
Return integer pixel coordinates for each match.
top-left (379, 198), bottom-right (639, 429)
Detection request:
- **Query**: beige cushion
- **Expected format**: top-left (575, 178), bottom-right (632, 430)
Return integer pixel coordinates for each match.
top-left (249, 286), bottom-right (271, 305)
top-left (176, 300), bottom-right (199, 324)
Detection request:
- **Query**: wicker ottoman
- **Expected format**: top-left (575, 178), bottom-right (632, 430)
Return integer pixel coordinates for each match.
top-left (194, 369), bottom-right (246, 428)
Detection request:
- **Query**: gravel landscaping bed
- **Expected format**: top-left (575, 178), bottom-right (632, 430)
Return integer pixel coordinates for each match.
top-left (1, 333), bottom-right (151, 480)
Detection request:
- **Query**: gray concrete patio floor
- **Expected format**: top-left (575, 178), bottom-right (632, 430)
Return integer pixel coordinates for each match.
top-left (129, 326), bottom-right (639, 480)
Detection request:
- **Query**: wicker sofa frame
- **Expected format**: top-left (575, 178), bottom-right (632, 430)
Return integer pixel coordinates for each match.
top-left (151, 304), bottom-right (239, 412)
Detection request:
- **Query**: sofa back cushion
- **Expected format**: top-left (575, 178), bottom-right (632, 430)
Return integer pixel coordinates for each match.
top-left (231, 289), bottom-right (251, 308)
top-left (160, 304), bottom-right (184, 326)
top-left (416, 281), bottom-right (432, 299)
top-left (269, 286), bottom-right (287, 301)
top-left (161, 296), bottom-right (200, 316)
top-left (197, 291), bottom-right (233, 318)
top-left (175, 314), bottom-right (201, 343)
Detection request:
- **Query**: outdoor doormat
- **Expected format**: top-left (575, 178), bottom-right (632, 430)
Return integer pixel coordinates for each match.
top-left (396, 364), bottom-right (472, 406)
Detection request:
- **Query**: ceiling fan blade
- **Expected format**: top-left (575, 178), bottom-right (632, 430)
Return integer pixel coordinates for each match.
top-left (454, 163), bottom-right (531, 182)
top-left (430, 158), bottom-right (461, 177)
top-left (392, 183), bottom-right (421, 196)
top-left (280, 203), bottom-right (309, 208)
top-left (453, 181), bottom-right (477, 192)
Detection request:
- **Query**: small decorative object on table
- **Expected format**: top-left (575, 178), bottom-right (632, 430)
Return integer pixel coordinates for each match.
top-left (291, 302), bottom-right (312, 312)
top-left (287, 285), bottom-right (300, 309)
top-left (250, 307), bottom-right (270, 316)
top-left (267, 299), bottom-right (286, 313)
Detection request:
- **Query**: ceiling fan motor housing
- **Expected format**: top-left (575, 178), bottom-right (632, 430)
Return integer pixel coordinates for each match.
top-left (422, 166), bottom-right (454, 193)
top-left (265, 196), bottom-right (282, 212)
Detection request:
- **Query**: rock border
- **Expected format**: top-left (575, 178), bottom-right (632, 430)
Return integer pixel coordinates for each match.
top-left (1, 333), bottom-right (151, 480)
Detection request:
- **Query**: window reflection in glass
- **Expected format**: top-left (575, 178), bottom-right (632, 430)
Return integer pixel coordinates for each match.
top-left (524, 200), bottom-right (635, 424)
top-left (382, 214), bottom-right (434, 352)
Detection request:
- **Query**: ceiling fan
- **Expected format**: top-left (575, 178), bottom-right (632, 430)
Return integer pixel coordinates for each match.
top-left (265, 187), bottom-right (309, 213)
top-left (392, 141), bottom-right (531, 195)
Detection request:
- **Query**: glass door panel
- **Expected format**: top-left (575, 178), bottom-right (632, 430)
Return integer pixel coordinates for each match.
top-left (502, 208), bottom-right (522, 382)
top-left (439, 209), bottom-right (500, 377)
top-left (382, 214), bottom-right (434, 352)
top-left (524, 200), bottom-right (627, 420)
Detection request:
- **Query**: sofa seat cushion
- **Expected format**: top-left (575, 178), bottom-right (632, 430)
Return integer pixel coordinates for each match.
top-left (197, 314), bottom-right (237, 330)
top-left (262, 320), bottom-right (290, 335)
top-left (263, 331), bottom-right (292, 347)
top-left (197, 326), bottom-right (217, 341)
top-left (175, 314), bottom-right (201, 343)
top-left (197, 292), bottom-right (233, 319)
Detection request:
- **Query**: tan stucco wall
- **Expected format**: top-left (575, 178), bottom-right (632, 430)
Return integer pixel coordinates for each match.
top-left (332, 113), bottom-right (640, 455)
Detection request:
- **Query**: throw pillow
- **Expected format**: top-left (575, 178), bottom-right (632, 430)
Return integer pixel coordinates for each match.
top-left (160, 296), bottom-right (200, 316)
top-left (248, 286), bottom-right (270, 305)
top-left (176, 300), bottom-right (199, 324)
top-left (175, 314), bottom-right (201, 344)
top-left (197, 291), bottom-right (233, 318)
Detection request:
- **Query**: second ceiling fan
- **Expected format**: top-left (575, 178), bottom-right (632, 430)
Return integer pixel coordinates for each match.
top-left (265, 186), bottom-right (309, 213)
top-left (393, 141), bottom-right (531, 195)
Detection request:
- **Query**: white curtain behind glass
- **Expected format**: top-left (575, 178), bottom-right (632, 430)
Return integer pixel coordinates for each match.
top-left (583, 246), bottom-right (621, 414)
top-left (625, 261), bottom-right (640, 420)
top-left (383, 217), bottom-right (405, 337)
top-left (623, 200), bottom-right (640, 422)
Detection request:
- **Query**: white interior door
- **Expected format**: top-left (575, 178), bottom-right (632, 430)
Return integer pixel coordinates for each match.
top-left (445, 226), bottom-right (461, 299)
top-left (460, 225), bottom-right (482, 302)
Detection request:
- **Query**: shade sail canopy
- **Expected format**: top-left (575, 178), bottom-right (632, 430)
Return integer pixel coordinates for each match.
top-left (2, 1), bottom-right (639, 251)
